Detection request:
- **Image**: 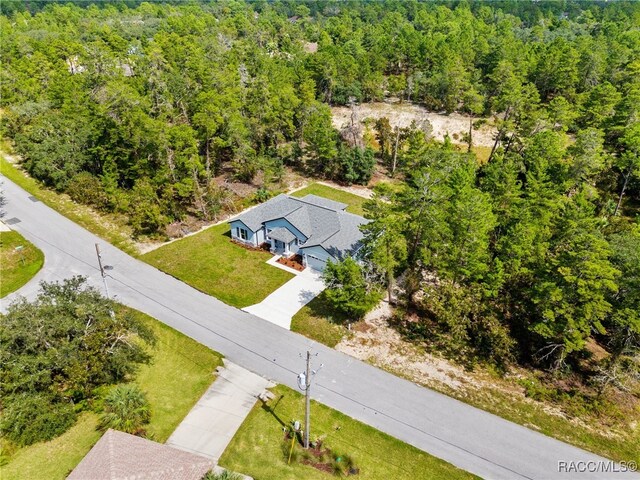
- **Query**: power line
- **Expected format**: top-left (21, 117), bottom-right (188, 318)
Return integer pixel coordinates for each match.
top-left (11, 224), bottom-right (530, 480)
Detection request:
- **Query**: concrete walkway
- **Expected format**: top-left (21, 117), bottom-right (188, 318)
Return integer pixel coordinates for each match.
top-left (166, 360), bottom-right (273, 462)
top-left (242, 268), bottom-right (325, 329)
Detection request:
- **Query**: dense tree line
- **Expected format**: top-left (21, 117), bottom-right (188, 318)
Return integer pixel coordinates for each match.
top-left (360, 136), bottom-right (638, 385)
top-left (2, 1), bottom-right (639, 236)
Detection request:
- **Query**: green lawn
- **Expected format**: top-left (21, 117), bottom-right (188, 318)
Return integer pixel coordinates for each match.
top-left (219, 384), bottom-right (477, 480)
top-left (291, 183), bottom-right (368, 216)
top-left (0, 155), bottom-right (137, 256)
top-left (0, 308), bottom-right (222, 480)
top-left (142, 223), bottom-right (293, 308)
top-left (291, 292), bottom-right (349, 348)
top-left (0, 230), bottom-right (44, 297)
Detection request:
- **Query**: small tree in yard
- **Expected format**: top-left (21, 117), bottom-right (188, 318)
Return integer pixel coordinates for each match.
top-left (322, 257), bottom-right (381, 319)
top-left (361, 185), bottom-right (407, 304)
top-left (99, 384), bottom-right (151, 436)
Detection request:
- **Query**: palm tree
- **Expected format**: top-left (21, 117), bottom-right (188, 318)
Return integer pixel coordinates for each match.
top-left (99, 384), bottom-right (151, 436)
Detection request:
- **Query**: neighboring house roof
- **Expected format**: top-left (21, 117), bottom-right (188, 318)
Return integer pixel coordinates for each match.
top-left (230, 193), bottom-right (368, 259)
top-left (67, 429), bottom-right (214, 480)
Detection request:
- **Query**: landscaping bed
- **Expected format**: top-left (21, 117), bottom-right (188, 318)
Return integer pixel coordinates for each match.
top-left (231, 239), bottom-right (271, 253)
top-left (284, 434), bottom-right (359, 477)
top-left (277, 254), bottom-right (305, 272)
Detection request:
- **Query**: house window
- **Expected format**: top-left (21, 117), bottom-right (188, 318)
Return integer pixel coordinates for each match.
top-left (238, 228), bottom-right (249, 240)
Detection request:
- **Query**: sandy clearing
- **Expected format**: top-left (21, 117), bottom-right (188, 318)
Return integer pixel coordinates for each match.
top-left (331, 100), bottom-right (497, 147)
top-left (335, 301), bottom-right (621, 438)
top-left (336, 302), bottom-right (473, 390)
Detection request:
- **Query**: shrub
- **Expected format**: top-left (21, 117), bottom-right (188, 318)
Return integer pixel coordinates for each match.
top-left (0, 394), bottom-right (76, 446)
top-left (66, 172), bottom-right (108, 209)
top-left (518, 378), bottom-right (557, 402)
top-left (337, 146), bottom-right (376, 185)
top-left (254, 187), bottom-right (272, 203)
top-left (99, 384), bottom-right (151, 436)
top-left (323, 257), bottom-right (381, 319)
top-left (202, 470), bottom-right (243, 480)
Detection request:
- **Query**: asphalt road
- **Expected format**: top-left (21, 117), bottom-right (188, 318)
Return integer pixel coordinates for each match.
top-left (1, 175), bottom-right (637, 480)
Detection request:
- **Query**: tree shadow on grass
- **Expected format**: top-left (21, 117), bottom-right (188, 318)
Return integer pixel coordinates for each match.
top-left (260, 394), bottom-right (286, 428)
top-left (304, 292), bottom-right (350, 325)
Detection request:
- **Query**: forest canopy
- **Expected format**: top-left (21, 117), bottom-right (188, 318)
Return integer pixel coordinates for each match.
top-left (2, 0), bottom-right (638, 237)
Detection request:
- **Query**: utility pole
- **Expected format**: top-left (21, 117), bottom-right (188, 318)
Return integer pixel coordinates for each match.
top-left (95, 243), bottom-right (110, 299)
top-left (297, 351), bottom-right (323, 449)
top-left (304, 350), bottom-right (311, 449)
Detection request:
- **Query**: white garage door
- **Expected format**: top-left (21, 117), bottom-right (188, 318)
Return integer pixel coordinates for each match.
top-left (306, 254), bottom-right (327, 271)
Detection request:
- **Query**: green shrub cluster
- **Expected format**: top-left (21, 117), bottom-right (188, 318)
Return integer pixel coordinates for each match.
top-left (0, 278), bottom-right (154, 446)
top-left (0, 394), bottom-right (77, 447)
top-left (99, 385), bottom-right (151, 436)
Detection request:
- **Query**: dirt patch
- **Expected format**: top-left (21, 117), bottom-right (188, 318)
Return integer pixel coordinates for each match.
top-left (331, 100), bottom-right (497, 147)
top-left (335, 302), bottom-right (629, 439)
top-left (336, 302), bottom-right (474, 391)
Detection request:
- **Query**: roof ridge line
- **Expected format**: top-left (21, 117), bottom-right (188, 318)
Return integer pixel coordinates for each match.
top-left (288, 194), bottom-right (344, 213)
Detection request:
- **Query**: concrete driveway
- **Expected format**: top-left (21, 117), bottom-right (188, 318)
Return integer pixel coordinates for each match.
top-left (167, 360), bottom-right (272, 462)
top-left (242, 268), bottom-right (325, 329)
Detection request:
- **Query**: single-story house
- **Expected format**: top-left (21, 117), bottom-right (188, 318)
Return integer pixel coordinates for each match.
top-left (229, 193), bottom-right (369, 271)
top-left (67, 429), bottom-right (214, 480)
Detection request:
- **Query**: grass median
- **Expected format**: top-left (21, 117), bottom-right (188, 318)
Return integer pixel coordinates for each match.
top-left (0, 230), bottom-right (44, 297)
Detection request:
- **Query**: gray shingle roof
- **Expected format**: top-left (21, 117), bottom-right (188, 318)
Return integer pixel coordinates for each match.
top-left (269, 227), bottom-right (297, 243)
top-left (283, 206), bottom-right (313, 237)
top-left (315, 211), bottom-right (369, 258)
top-left (232, 194), bottom-right (300, 231)
top-left (67, 429), bottom-right (214, 480)
top-left (298, 194), bottom-right (347, 211)
top-left (230, 193), bottom-right (368, 258)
